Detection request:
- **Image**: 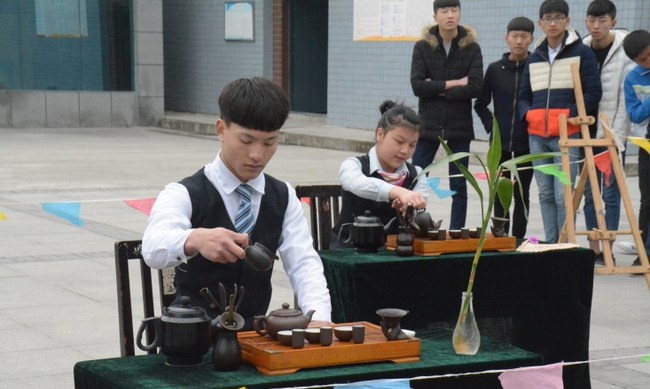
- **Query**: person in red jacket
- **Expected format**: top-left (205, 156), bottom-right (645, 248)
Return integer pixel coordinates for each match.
top-left (518, 0), bottom-right (602, 243)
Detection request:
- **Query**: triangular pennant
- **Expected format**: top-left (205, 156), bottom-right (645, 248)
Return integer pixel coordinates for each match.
top-left (593, 151), bottom-right (612, 186)
top-left (629, 136), bottom-right (650, 155)
top-left (124, 198), bottom-right (157, 216)
top-left (641, 354), bottom-right (650, 362)
top-left (499, 362), bottom-right (564, 389)
top-left (427, 177), bottom-right (456, 199)
top-left (533, 164), bottom-right (570, 185)
top-left (42, 202), bottom-right (85, 227)
top-left (473, 172), bottom-right (489, 180)
top-left (336, 378), bottom-right (411, 389)
top-left (300, 197), bottom-right (311, 206)
top-left (0, 211), bottom-right (7, 221)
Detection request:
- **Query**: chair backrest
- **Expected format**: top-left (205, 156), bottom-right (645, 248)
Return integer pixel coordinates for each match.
top-left (295, 184), bottom-right (342, 250)
top-left (114, 240), bottom-right (176, 357)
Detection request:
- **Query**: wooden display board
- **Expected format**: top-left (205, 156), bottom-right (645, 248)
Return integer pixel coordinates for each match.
top-left (558, 63), bottom-right (650, 288)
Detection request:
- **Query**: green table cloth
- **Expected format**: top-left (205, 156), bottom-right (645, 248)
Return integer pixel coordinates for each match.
top-left (74, 329), bottom-right (541, 389)
top-left (320, 248), bottom-right (595, 389)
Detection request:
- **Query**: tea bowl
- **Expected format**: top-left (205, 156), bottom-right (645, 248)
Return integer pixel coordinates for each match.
top-left (277, 330), bottom-right (293, 347)
top-left (334, 326), bottom-right (353, 342)
top-left (304, 328), bottom-right (321, 344)
top-left (448, 230), bottom-right (462, 239)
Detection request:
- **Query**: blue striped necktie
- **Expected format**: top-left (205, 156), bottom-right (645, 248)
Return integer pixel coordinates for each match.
top-left (234, 184), bottom-right (255, 234)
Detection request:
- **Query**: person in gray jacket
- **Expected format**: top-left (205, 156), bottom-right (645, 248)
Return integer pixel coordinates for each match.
top-left (581, 0), bottom-right (635, 264)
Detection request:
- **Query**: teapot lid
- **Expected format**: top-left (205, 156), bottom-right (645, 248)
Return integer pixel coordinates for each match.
top-left (354, 210), bottom-right (382, 225)
top-left (269, 302), bottom-right (302, 317)
top-left (164, 296), bottom-right (209, 320)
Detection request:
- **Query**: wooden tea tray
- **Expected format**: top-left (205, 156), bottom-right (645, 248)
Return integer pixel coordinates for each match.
top-left (386, 233), bottom-right (516, 256)
top-left (239, 321), bottom-right (420, 375)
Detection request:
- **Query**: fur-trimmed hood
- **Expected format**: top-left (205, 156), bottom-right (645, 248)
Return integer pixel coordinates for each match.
top-left (420, 24), bottom-right (478, 50)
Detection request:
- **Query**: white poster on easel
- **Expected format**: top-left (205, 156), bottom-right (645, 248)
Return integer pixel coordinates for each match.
top-left (353, 0), bottom-right (432, 41)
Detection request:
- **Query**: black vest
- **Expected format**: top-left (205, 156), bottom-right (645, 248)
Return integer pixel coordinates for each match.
top-left (176, 169), bottom-right (288, 329)
top-left (333, 155), bottom-right (418, 235)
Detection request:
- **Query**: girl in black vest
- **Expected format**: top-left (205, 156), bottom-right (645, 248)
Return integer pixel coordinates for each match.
top-left (332, 101), bottom-right (430, 247)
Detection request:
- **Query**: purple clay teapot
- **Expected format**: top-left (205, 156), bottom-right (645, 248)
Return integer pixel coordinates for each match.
top-left (253, 303), bottom-right (315, 339)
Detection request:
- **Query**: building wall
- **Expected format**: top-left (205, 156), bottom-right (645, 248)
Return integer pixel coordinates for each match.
top-left (0, 0), bottom-right (164, 128)
top-left (163, 0), bottom-right (273, 115)
top-left (328, 0), bottom-right (650, 138)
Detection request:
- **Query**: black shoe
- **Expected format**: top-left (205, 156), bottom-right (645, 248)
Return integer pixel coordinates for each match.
top-left (594, 252), bottom-right (604, 266)
top-left (631, 257), bottom-right (644, 276)
top-left (594, 252), bottom-right (616, 266)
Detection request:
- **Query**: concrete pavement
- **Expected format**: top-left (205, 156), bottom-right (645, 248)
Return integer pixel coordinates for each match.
top-left (0, 115), bottom-right (649, 389)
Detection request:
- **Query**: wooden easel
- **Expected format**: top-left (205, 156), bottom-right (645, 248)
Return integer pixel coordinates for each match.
top-left (558, 62), bottom-right (650, 289)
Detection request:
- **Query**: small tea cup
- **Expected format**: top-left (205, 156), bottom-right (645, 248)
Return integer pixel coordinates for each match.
top-left (437, 229), bottom-right (447, 240)
top-left (460, 228), bottom-right (470, 239)
top-left (277, 330), bottom-right (293, 347)
top-left (304, 328), bottom-right (321, 344)
top-left (334, 326), bottom-right (353, 342)
top-left (427, 229), bottom-right (439, 240)
top-left (352, 325), bottom-right (365, 343)
top-left (449, 230), bottom-right (462, 239)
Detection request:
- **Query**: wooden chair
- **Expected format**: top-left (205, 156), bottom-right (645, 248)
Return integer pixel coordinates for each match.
top-left (295, 184), bottom-right (342, 250)
top-left (114, 240), bottom-right (176, 357)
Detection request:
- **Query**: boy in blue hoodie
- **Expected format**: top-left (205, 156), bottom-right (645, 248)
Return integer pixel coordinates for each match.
top-left (623, 29), bottom-right (650, 267)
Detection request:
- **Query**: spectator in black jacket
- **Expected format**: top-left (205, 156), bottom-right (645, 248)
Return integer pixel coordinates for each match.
top-left (410, 0), bottom-right (483, 230)
top-left (474, 17), bottom-right (535, 239)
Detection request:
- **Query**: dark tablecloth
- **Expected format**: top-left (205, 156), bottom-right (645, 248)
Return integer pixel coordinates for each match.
top-left (320, 248), bottom-right (595, 389)
top-left (74, 329), bottom-right (541, 389)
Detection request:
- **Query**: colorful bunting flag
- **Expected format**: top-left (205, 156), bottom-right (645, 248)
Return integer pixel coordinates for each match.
top-left (629, 137), bottom-right (650, 155)
top-left (0, 211), bottom-right (7, 221)
top-left (42, 202), bottom-right (84, 227)
top-left (473, 172), bottom-right (489, 180)
top-left (336, 378), bottom-right (411, 389)
top-left (593, 151), bottom-right (613, 186)
top-left (300, 197), bottom-right (311, 206)
top-left (641, 354), bottom-right (650, 362)
top-left (499, 362), bottom-right (564, 389)
top-left (533, 164), bottom-right (570, 185)
top-left (427, 177), bottom-right (456, 199)
top-left (124, 198), bottom-right (157, 216)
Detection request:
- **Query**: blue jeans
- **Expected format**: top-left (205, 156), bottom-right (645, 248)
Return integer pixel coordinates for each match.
top-left (413, 138), bottom-right (470, 230)
top-left (528, 134), bottom-right (580, 243)
top-left (583, 147), bottom-right (626, 233)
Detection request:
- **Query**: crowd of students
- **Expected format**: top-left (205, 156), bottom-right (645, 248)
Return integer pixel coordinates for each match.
top-left (137, 0), bottom-right (650, 324)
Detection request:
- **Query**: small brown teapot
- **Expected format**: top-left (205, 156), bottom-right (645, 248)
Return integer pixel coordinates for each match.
top-left (253, 303), bottom-right (315, 339)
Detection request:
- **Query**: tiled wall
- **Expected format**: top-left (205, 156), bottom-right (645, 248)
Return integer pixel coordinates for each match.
top-left (327, 0), bottom-right (650, 139)
top-left (0, 0), bottom-right (163, 128)
top-left (163, 0), bottom-right (272, 116)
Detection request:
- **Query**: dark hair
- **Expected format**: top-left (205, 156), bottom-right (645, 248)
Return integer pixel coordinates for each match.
top-left (434, 0), bottom-right (460, 13)
top-left (586, 0), bottom-right (616, 19)
top-left (623, 30), bottom-right (650, 60)
top-left (218, 77), bottom-right (290, 132)
top-left (507, 16), bottom-right (535, 34)
top-left (377, 100), bottom-right (420, 134)
top-left (539, 0), bottom-right (569, 19)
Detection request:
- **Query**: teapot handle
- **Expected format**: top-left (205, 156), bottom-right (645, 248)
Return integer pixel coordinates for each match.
top-left (337, 223), bottom-right (353, 244)
top-left (253, 315), bottom-right (269, 337)
top-left (136, 316), bottom-right (161, 351)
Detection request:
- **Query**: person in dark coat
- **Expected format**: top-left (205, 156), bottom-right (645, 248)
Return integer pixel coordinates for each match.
top-left (410, 0), bottom-right (483, 230)
top-left (474, 16), bottom-right (535, 239)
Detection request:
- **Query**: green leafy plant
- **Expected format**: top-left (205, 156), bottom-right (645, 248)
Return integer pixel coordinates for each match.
top-left (412, 117), bottom-right (562, 351)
